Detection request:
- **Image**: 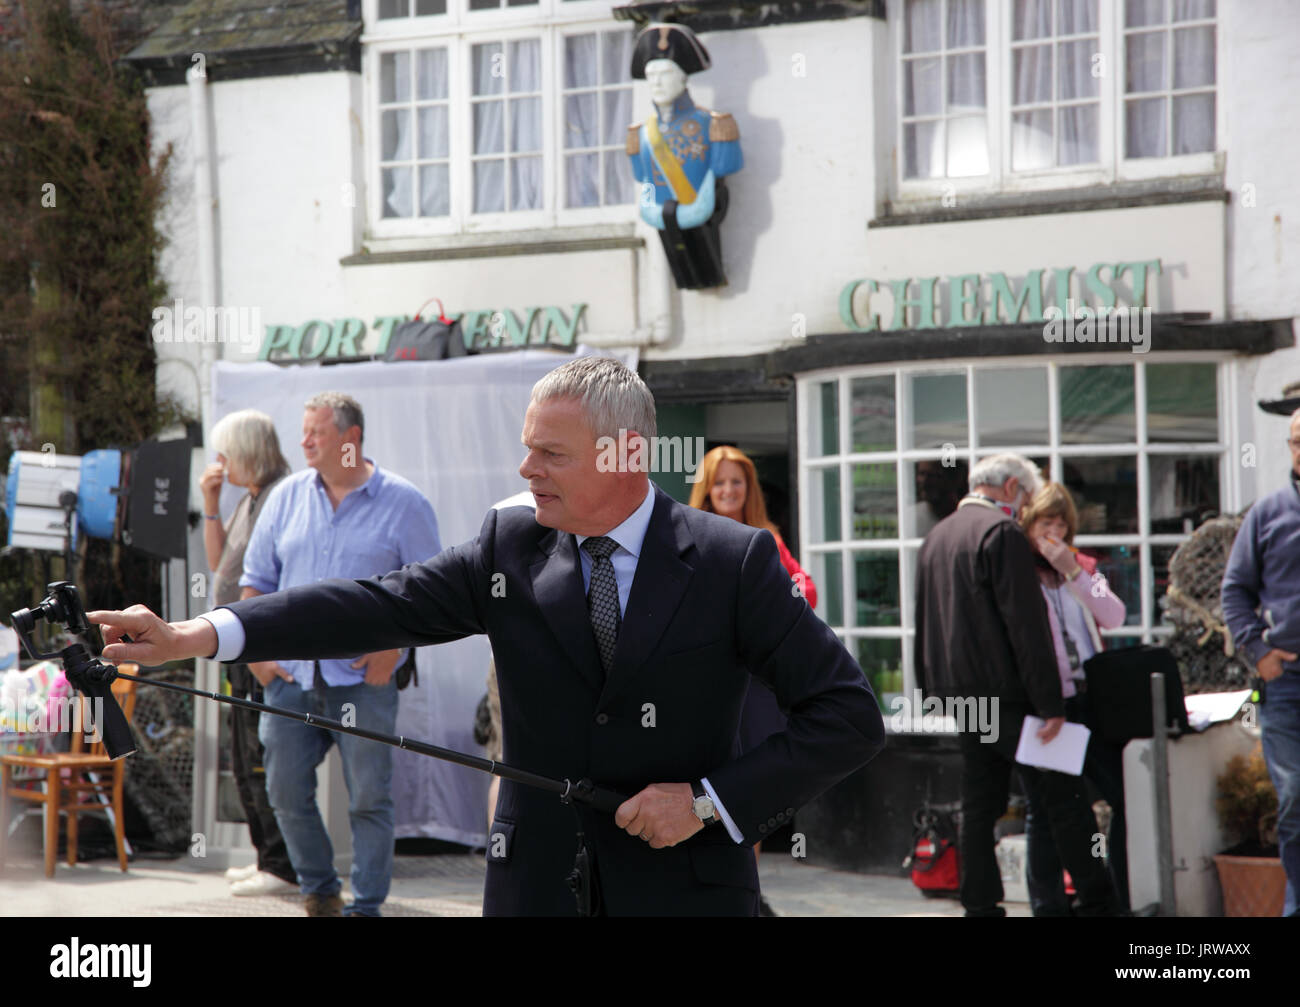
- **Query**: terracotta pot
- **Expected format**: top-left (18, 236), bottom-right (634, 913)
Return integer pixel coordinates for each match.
top-left (1212, 854), bottom-right (1286, 917)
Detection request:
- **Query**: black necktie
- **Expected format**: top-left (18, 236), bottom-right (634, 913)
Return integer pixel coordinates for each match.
top-left (581, 536), bottom-right (622, 675)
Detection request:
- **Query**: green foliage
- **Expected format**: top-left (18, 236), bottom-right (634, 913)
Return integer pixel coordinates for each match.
top-left (1216, 745), bottom-right (1279, 855)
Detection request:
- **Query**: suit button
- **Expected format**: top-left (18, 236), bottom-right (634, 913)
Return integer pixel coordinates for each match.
top-left (786, 807), bottom-right (794, 816)
top-left (775, 812), bottom-right (785, 823)
top-left (767, 817), bottom-right (777, 828)
top-left (595, 713), bottom-right (609, 725)
top-left (757, 823), bottom-right (768, 834)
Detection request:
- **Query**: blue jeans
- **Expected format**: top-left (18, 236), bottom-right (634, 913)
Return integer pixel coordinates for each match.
top-left (259, 677), bottom-right (399, 916)
top-left (1260, 672), bottom-right (1300, 917)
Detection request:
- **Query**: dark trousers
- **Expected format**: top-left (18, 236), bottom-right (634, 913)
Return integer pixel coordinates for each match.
top-left (228, 666), bottom-right (295, 884)
top-left (1026, 692), bottom-right (1130, 914)
top-left (958, 703), bottom-right (1117, 917)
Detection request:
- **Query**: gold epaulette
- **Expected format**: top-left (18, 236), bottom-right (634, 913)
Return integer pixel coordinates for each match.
top-left (709, 112), bottom-right (739, 142)
top-left (626, 123), bottom-right (641, 156)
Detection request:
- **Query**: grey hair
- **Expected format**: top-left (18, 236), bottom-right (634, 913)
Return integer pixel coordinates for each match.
top-left (304, 391), bottom-right (364, 444)
top-left (529, 356), bottom-right (657, 440)
top-left (210, 409), bottom-right (290, 488)
top-left (969, 453), bottom-right (1043, 495)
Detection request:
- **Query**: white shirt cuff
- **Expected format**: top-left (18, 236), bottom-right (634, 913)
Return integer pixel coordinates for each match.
top-left (199, 607), bottom-right (247, 663)
top-left (701, 777), bottom-right (745, 844)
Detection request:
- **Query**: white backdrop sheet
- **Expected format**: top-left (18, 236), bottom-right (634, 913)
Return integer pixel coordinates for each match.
top-left (211, 346), bottom-right (635, 846)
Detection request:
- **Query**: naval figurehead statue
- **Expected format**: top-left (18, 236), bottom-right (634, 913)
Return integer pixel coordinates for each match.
top-left (626, 23), bottom-right (743, 290)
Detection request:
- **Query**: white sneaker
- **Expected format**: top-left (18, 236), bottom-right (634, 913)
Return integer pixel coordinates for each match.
top-left (224, 863), bottom-right (259, 883)
top-left (230, 871), bottom-right (299, 896)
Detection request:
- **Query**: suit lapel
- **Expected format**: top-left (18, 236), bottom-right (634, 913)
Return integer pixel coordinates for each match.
top-left (599, 487), bottom-right (693, 710)
top-left (530, 527), bottom-right (605, 693)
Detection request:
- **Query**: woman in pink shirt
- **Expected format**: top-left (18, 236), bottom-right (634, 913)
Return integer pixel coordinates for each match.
top-left (1020, 482), bottom-right (1130, 914)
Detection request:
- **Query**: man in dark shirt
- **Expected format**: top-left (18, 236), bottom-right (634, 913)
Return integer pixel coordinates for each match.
top-left (915, 453), bottom-right (1117, 917)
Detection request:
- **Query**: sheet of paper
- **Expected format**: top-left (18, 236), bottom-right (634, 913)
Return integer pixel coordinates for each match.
top-left (1015, 716), bottom-right (1090, 776)
top-left (1183, 689), bottom-right (1253, 732)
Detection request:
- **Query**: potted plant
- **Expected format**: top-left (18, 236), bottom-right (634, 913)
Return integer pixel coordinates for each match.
top-left (1213, 745), bottom-right (1286, 916)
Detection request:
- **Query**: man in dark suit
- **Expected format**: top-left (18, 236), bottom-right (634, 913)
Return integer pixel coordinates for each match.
top-left (91, 356), bottom-right (885, 916)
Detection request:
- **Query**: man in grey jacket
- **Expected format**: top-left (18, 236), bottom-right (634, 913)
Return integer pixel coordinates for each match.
top-left (1222, 410), bottom-right (1300, 916)
top-left (915, 453), bottom-right (1117, 917)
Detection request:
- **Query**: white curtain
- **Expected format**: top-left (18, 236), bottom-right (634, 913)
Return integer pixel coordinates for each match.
top-left (211, 346), bottom-right (636, 846)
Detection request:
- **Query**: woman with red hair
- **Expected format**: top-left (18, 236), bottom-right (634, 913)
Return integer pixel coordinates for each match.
top-left (689, 445), bottom-right (817, 916)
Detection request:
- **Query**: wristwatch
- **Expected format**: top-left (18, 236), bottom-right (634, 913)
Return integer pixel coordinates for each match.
top-left (691, 781), bottom-right (720, 826)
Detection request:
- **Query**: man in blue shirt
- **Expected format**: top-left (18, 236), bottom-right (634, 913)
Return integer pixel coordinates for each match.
top-left (1222, 408), bottom-right (1300, 916)
top-left (240, 391), bottom-right (442, 916)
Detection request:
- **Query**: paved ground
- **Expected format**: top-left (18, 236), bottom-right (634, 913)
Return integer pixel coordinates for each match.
top-left (0, 839), bottom-right (1032, 916)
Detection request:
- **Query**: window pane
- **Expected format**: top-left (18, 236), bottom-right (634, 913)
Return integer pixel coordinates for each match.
top-left (1173, 93), bottom-right (1214, 154)
top-left (947, 0), bottom-right (986, 46)
top-left (603, 88), bottom-right (632, 146)
top-left (852, 463), bottom-right (898, 540)
top-left (1152, 543), bottom-right (1178, 623)
top-left (907, 458), bottom-right (969, 538)
top-left (601, 31), bottom-right (633, 86)
top-left (1012, 109), bottom-right (1053, 170)
top-left (857, 638), bottom-right (903, 713)
top-left (812, 552), bottom-right (844, 625)
top-left (379, 0), bottom-right (405, 21)
top-left (1062, 455), bottom-right (1139, 534)
top-left (565, 34), bottom-right (597, 88)
top-left (381, 166), bottom-right (411, 217)
top-left (473, 102), bottom-right (503, 153)
top-left (510, 39), bottom-right (540, 92)
top-left (1059, 103), bottom-right (1099, 164)
top-left (1126, 96), bottom-right (1167, 157)
top-left (853, 553), bottom-right (901, 627)
top-left (474, 160), bottom-right (505, 212)
top-left (415, 0), bottom-right (446, 13)
top-left (812, 380), bottom-right (839, 457)
top-left (810, 466), bottom-right (842, 543)
top-left (418, 163), bottom-right (449, 217)
top-left (1126, 31), bottom-right (1165, 92)
top-left (903, 57), bottom-right (942, 117)
top-left (472, 43), bottom-right (503, 96)
top-left (1125, 0), bottom-right (1165, 27)
top-left (604, 151), bottom-right (635, 204)
top-left (851, 375), bottom-right (896, 453)
top-left (904, 0), bottom-right (942, 54)
top-left (416, 48), bottom-right (447, 100)
top-left (1172, 0), bottom-right (1214, 20)
top-left (510, 157), bottom-right (542, 211)
top-left (1060, 365), bottom-right (1135, 443)
top-left (1012, 45), bottom-right (1051, 105)
top-left (565, 153), bottom-right (598, 207)
top-left (1173, 25), bottom-right (1215, 88)
top-left (909, 373), bottom-right (967, 449)
top-left (565, 93), bottom-right (598, 148)
top-left (947, 52), bottom-right (986, 109)
top-left (469, 0), bottom-right (498, 9)
top-left (904, 120), bottom-right (942, 179)
top-left (1149, 455), bottom-right (1219, 533)
top-left (381, 108), bottom-right (411, 161)
top-left (1058, 40), bottom-right (1099, 99)
top-left (510, 97), bottom-right (541, 152)
top-left (1087, 545), bottom-right (1142, 626)
top-left (417, 105), bottom-right (448, 159)
top-left (1058, 0), bottom-right (1097, 33)
top-left (1013, 0), bottom-right (1052, 41)
top-left (380, 51), bottom-right (409, 104)
top-left (1147, 363), bottom-right (1217, 442)
top-left (976, 367), bottom-right (1048, 446)
top-left (947, 115), bottom-right (988, 176)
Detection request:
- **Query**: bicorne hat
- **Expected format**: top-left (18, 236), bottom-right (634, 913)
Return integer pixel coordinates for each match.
top-left (1259, 380), bottom-right (1300, 416)
top-left (630, 23), bottom-right (711, 79)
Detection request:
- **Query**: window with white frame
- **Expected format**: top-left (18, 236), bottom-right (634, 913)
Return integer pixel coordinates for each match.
top-left (896, 0), bottom-right (1218, 191)
top-left (366, 0), bottom-right (637, 231)
top-left (799, 357), bottom-right (1228, 714)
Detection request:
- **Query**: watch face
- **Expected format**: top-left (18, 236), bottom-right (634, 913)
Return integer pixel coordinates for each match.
top-left (693, 796), bottom-right (715, 821)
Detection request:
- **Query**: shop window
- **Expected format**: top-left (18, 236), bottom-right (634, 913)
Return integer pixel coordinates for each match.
top-left (852, 463), bottom-right (898, 540)
top-left (851, 375), bottom-right (896, 452)
top-left (1148, 453), bottom-right (1219, 533)
top-left (853, 553), bottom-right (902, 627)
top-left (1146, 361), bottom-right (1217, 442)
top-left (905, 458), bottom-right (969, 537)
top-left (811, 380), bottom-right (839, 457)
top-left (809, 465), bottom-right (842, 543)
top-left (1059, 364), bottom-right (1136, 443)
top-left (975, 366), bottom-right (1048, 445)
top-left (1151, 542), bottom-right (1180, 621)
top-left (908, 372), bottom-right (968, 448)
top-left (1086, 545), bottom-right (1142, 627)
top-left (1062, 454), bottom-right (1138, 534)
top-left (856, 638), bottom-right (904, 714)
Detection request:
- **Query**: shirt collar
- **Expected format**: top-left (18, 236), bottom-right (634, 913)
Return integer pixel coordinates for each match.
top-left (313, 457), bottom-right (382, 497)
top-left (658, 90), bottom-right (696, 124)
top-left (576, 483), bottom-right (656, 560)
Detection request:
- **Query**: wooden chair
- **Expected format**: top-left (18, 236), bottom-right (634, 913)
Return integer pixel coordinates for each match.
top-left (0, 666), bottom-right (138, 877)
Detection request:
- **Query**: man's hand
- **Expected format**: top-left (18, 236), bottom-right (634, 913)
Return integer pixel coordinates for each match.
top-left (1256, 648), bottom-right (1297, 682)
top-left (351, 649), bottom-right (402, 686)
top-left (614, 782), bottom-right (702, 849)
top-left (1036, 715), bottom-right (1065, 743)
top-left (249, 661), bottom-right (293, 686)
top-left (88, 606), bottom-right (217, 665)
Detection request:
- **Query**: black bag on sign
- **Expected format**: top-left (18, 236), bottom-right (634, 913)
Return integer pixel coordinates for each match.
top-left (1084, 644), bottom-right (1191, 746)
top-left (385, 298), bottom-right (472, 362)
